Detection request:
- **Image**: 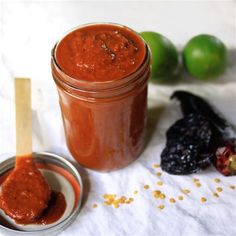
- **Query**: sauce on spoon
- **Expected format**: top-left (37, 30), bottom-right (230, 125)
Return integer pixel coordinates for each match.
top-left (0, 79), bottom-right (66, 225)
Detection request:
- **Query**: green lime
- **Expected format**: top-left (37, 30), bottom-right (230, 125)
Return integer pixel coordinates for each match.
top-left (183, 34), bottom-right (227, 80)
top-left (140, 31), bottom-right (179, 81)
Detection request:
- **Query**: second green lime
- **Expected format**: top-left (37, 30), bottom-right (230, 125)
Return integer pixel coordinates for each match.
top-left (140, 31), bottom-right (179, 81)
top-left (183, 34), bottom-right (227, 80)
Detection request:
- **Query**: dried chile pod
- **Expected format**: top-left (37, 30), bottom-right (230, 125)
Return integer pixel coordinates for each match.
top-left (171, 91), bottom-right (228, 132)
top-left (166, 113), bottom-right (213, 150)
top-left (162, 90), bottom-right (236, 176)
top-left (161, 139), bottom-right (213, 175)
top-left (161, 113), bottom-right (213, 175)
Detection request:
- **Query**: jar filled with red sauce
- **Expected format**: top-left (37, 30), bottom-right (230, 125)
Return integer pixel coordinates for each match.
top-left (51, 23), bottom-right (150, 172)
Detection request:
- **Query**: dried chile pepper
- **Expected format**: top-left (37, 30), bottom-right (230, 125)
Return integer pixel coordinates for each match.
top-left (161, 91), bottom-right (236, 176)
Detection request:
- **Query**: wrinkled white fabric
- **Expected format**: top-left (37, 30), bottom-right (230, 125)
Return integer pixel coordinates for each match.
top-left (0, 1), bottom-right (236, 236)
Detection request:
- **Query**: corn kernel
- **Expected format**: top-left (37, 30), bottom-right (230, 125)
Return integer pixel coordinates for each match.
top-left (157, 181), bottom-right (163, 186)
top-left (153, 164), bottom-right (160, 168)
top-left (144, 185), bottom-right (150, 189)
top-left (169, 198), bottom-right (176, 203)
top-left (195, 182), bottom-right (202, 188)
top-left (182, 189), bottom-right (190, 194)
top-left (213, 192), bottom-right (219, 198)
top-left (103, 194), bottom-right (108, 199)
top-left (229, 185), bottom-right (235, 190)
top-left (103, 194), bottom-right (116, 199)
top-left (216, 187), bottom-right (223, 192)
top-left (113, 199), bottom-right (120, 205)
top-left (160, 194), bottom-right (166, 199)
top-left (178, 195), bottom-right (183, 201)
top-left (156, 172), bottom-right (162, 177)
top-left (120, 196), bottom-right (126, 203)
top-left (133, 190), bottom-right (138, 194)
top-left (104, 201), bottom-right (112, 206)
top-left (201, 197), bottom-right (207, 203)
top-left (153, 190), bottom-right (161, 195)
top-left (158, 204), bottom-right (165, 210)
top-left (93, 204), bottom-right (98, 208)
top-left (153, 190), bottom-right (161, 198)
top-left (103, 194), bottom-right (134, 208)
top-left (214, 178), bottom-right (220, 183)
top-left (192, 178), bottom-right (199, 182)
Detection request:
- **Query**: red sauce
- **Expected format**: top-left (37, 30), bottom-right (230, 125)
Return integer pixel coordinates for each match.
top-left (52, 23), bottom-right (150, 171)
top-left (19, 191), bottom-right (66, 225)
top-left (0, 156), bottom-right (66, 225)
top-left (56, 24), bottom-right (146, 82)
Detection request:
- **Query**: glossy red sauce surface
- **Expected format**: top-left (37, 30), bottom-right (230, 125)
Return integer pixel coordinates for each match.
top-left (55, 24), bottom-right (146, 82)
top-left (0, 157), bottom-right (66, 225)
top-left (34, 191), bottom-right (66, 225)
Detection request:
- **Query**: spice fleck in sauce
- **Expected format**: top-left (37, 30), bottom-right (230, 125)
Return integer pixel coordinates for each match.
top-left (0, 156), bottom-right (66, 225)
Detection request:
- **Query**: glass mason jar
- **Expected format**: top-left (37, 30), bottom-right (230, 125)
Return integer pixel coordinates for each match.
top-left (51, 23), bottom-right (150, 172)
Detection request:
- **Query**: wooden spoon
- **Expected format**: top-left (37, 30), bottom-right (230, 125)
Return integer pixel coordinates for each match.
top-left (15, 78), bottom-right (32, 164)
top-left (0, 78), bottom-right (51, 224)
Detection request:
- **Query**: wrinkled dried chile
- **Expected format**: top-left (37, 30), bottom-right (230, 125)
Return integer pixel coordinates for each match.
top-left (161, 91), bottom-right (236, 175)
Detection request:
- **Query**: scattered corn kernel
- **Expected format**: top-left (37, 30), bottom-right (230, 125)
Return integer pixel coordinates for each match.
top-left (133, 190), bottom-right (138, 194)
top-left (120, 196), bottom-right (126, 204)
top-left (153, 190), bottom-right (161, 194)
top-left (216, 187), bottom-right (223, 192)
top-left (153, 190), bottom-right (166, 200)
top-left (169, 198), bottom-right (176, 203)
top-left (192, 178), bottom-right (199, 182)
top-left (178, 195), bottom-right (183, 201)
top-left (153, 190), bottom-right (161, 198)
top-left (144, 185), bottom-right (150, 189)
top-left (229, 185), bottom-right (235, 190)
top-left (106, 198), bottom-right (114, 205)
top-left (156, 172), bottom-right (162, 177)
top-left (104, 201), bottom-right (111, 206)
top-left (214, 178), bottom-right (220, 183)
top-left (103, 194), bottom-right (116, 199)
top-left (153, 164), bottom-right (160, 168)
top-left (201, 197), bottom-right (207, 203)
top-left (158, 204), bottom-right (165, 210)
top-left (160, 194), bottom-right (166, 199)
top-left (182, 189), bottom-right (190, 194)
top-left (93, 204), bottom-right (98, 208)
top-left (157, 181), bottom-right (163, 186)
top-left (213, 192), bottom-right (219, 198)
top-left (103, 194), bottom-right (134, 208)
top-left (195, 182), bottom-right (202, 188)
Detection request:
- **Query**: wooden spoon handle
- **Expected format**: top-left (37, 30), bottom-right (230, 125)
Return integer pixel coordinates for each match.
top-left (15, 78), bottom-right (32, 158)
